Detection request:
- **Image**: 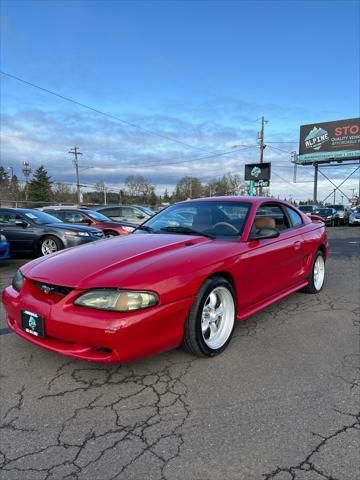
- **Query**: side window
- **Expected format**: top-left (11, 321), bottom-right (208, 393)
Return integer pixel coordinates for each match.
top-left (285, 207), bottom-right (303, 227)
top-left (102, 208), bottom-right (120, 217)
top-left (63, 212), bottom-right (88, 223)
top-left (0, 212), bottom-right (17, 224)
top-left (123, 207), bottom-right (138, 218)
top-left (61, 212), bottom-right (75, 223)
top-left (254, 205), bottom-right (290, 231)
top-left (46, 211), bottom-right (63, 221)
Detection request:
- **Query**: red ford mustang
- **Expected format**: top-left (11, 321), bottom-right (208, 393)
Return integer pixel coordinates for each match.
top-left (2, 197), bottom-right (328, 363)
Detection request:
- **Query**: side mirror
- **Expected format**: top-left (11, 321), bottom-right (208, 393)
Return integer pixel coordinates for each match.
top-left (137, 214), bottom-right (145, 219)
top-left (250, 227), bottom-right (280, 241)
top-left (15, 220), bottom-right (28, 228)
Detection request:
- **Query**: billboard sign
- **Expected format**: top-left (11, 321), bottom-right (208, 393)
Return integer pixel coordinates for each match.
top-left (244, 162), bottom-right (271, 181)
top-left (299, 118), bottom-right (360, 163)
top-left (254, 179), bottom-right (270, 187)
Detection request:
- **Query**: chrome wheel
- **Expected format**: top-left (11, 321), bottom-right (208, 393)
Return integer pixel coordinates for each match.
top-left (41, 238), bottom-right (59, 255)
top-left (313, 255), bottom-right (325, 291)
top-left (201, 286), bottom-right (235, 349)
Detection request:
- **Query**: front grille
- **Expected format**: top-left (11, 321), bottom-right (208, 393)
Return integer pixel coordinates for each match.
top-left (35, 282), bottom-right (73, 296)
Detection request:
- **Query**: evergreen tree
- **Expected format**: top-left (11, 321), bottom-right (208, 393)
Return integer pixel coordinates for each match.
top-left (27, 165), bottom-right (53, 202)
top-left (163, 188), bottom-right (170, 202)
top-left (9, 174), bottom-right (22, 200)
top-left (0, 166), bottom-right (10, 199)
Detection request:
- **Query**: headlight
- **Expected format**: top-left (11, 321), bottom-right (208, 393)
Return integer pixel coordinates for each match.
top-left (74, 289), bottom-right (158, 311)
top-left (0, 234), bottom-right (7, 241)
top-left (123, 226), bottom-right (135, 232)
top-left (326, 216), bottom-right (332, 219)
top-left (12, 270), bottom-right (24, 292)
top-left (64, 230), bottom-right (90, 237)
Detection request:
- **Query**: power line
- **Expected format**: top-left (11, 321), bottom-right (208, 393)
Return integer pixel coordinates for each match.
top-left (0, 70), bottom-right (214, 154)
top-left (94, 145), bottom-right (257, 170)
top-left (266, 141), bottom-right (297, 144)
top-left (267, 145), bottom-right (293, 155)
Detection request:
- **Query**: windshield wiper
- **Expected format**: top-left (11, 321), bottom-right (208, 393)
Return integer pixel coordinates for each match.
top-left (135, 225), bottom-right (156, 233)
top-left (160, 226), bottom-right (215, 239)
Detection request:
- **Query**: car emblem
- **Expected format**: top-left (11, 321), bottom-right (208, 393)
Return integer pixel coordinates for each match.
top-left (40, 284), bottom-right (53, 294)
top-left (28, 316), bottom-right (37, 330)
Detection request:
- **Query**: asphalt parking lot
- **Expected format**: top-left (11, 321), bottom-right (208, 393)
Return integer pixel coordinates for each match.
top-left (0, 226), bottom-right (359, 480)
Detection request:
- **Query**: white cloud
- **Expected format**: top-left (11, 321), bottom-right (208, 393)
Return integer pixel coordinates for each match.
top-left (1, 107), bottom-right (358, 203)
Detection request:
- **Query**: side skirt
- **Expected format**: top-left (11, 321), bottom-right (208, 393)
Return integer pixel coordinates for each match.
top-left (236, 281), bottom-right (308, 321)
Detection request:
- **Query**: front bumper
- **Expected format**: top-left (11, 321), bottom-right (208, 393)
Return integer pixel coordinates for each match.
top-left (349, 217), bottom-right (360, 225)
top-left (2, 282), bottom-right (194, 363)
top-left (0, 241), bottom-right (10, 260)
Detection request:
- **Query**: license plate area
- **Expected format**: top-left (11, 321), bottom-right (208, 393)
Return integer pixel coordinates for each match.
top-left (21, 310), bottom-right (45, 337)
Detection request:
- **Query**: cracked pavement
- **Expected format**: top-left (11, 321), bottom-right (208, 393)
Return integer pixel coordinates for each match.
top-left (0, 227), bottom-right (359, 479)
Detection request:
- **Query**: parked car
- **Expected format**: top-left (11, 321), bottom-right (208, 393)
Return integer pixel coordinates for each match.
top-left (313, 208), bottom-right (338, 226)
top-left (2, 197), bottom-right (328, 363)
top-left (349, 206), bottom-right (360, 225)
top-left (0, 233), bottom-right (10, 260)
top-left (326, 204), bottom-right (351, 225)
top-left (94, 205), bottom-right (155, 225)
top-left (40, 207), bottom-right (135, 237)
top-left (0, 208), bottom-right (105, 256)
top-left (298, 205), bottom-right (317, 215)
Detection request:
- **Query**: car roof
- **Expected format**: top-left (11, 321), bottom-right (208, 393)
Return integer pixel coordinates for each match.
top-left (176, 196), bottom-right (293, 208)
top-left (0, 207), bottom-right (45, 214)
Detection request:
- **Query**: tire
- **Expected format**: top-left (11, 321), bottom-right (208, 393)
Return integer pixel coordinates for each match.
top-left (302, 251), bottom-right (325, 294)
top-left (39, 236), bottom-right (63, 256)
top-left (182, 276), bottom-right (236, 357)
top-left (104, 230), bottom-right (118, 238)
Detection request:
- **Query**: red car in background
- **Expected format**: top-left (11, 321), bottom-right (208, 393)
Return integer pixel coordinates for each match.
top-left (41, 207), bottom-right (135, 237)
top-left (3, 197), bottom-right (328, 363)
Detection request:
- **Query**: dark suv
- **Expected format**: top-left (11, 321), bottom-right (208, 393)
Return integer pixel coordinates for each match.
top-left (41, 207), bottom-right (135, 237)
top-left (0, 208), bottom-right (104, 256)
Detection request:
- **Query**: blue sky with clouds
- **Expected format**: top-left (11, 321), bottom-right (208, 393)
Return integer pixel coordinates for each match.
top-left (1, 0), bottom-right (359, 200)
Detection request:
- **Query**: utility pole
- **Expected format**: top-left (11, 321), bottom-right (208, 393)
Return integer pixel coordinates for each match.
top-left (69, 146), bottom-right (82, 204)
top-left (103, 182), bottom-right (107, 205)
top-left (257, 116), bottom-right (268, 195)
top-left (259, 116), bottom-right (267, 164)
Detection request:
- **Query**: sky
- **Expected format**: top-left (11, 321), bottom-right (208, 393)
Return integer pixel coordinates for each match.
top-left (0, 0), bottom-right (359, 202)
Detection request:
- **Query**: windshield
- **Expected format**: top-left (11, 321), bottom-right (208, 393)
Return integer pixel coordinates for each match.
top-left (87, 210), bottom-right (112, 221)
top-left (137, 206), bottom-right (155, 216)
top-left (328, 205), bottom-right (343, 211)
top-left (315, 209), bottom-right (333, 215)
top-left (23, 211), bottom-right (63, 225)
top-left (136, 201), bottom-right (251, 240)
top-left (299, 205), bottom-right (313, 213)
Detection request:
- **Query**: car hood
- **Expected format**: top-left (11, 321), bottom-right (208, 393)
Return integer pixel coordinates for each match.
top-left (21, 234), bottom-right (215, 288)
top-left (45, 223), bottom-right (101, 233)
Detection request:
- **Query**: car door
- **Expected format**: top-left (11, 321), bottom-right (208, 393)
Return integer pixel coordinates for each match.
top-left (0, 211), bottom-right (37, 252)
top-left (238, 203), bottom-right (306, 308)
